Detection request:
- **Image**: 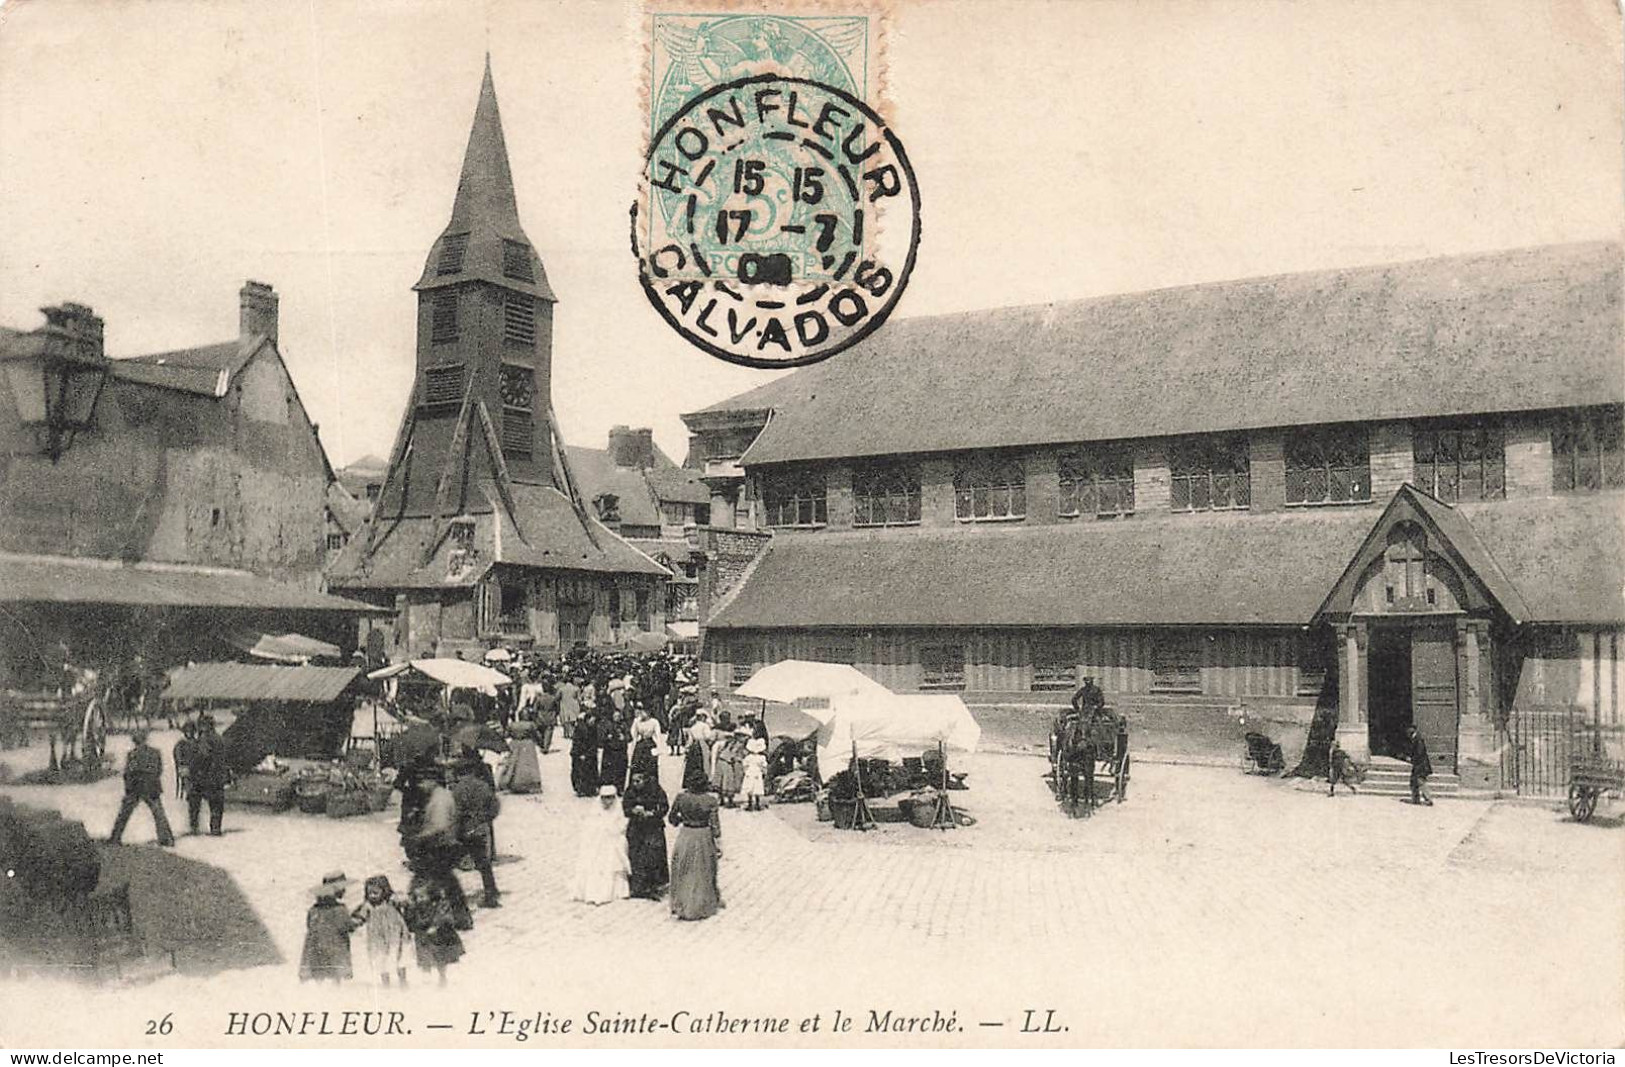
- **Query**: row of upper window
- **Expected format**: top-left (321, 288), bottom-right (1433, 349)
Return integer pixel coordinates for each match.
top-left (757, 409), bottom-right (1625, 527)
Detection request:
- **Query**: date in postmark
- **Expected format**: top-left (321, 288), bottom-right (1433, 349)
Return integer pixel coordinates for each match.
top-left (632, 73), bottom-right (920, 368)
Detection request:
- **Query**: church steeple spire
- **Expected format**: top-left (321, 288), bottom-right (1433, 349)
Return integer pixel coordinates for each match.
top-left (416, 56), bottom-right (555, 301)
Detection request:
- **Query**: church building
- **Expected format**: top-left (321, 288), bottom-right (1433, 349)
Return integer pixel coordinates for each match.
top-left (328, 60), bottom-right (667, 657)
top-left (684, 242), bottom-right (1625, 794)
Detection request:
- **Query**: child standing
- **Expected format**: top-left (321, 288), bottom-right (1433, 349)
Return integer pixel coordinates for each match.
top-left (405, 879), bottom-right (465, 987)
top-left (352, 875), bottom-right (410, 987)
top-left (740, 738), bottom-right (768, 812)
top-left (298, 871), bottom-right (355, 983)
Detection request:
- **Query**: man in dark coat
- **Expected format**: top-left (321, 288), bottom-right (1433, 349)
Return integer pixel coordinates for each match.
top-left (1404, 724), bottom-right (1434, 806)
top-left (187, 714), bottom-right (230, 836)
top-left (108, 729), bottom-right (176, 846)
top-left (533, 681), bottom-right (561, 754)
top-left (451, 762), bottom-right (502, 908)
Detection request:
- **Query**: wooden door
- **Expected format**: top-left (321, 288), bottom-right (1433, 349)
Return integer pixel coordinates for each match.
top-left (1410, 624), bottom-right (1458, 773)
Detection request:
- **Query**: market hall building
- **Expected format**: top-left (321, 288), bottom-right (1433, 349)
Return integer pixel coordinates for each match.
top-left (683, 242), bottom-right (1625, 791)
top-left (326, 61), bottom-right (668, 658)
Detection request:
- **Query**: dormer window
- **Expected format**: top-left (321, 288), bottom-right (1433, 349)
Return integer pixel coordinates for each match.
top-left (502, 240), bottom-right (534, 282)
top-left (437, 233), bottom-right (470, 275)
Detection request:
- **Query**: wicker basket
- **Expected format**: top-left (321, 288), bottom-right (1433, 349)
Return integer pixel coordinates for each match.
top-left (325, 791), bottom-right (371, 819)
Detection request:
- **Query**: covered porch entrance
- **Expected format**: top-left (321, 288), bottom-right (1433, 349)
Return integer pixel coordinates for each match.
top-left (1315, 485), bottom-right (1525, 777)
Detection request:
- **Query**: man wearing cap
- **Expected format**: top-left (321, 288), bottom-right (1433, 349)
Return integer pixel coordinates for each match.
top-left (108, 728), bottom-right (176, 847)
top-left (187, 713), bottom-right (230, 836)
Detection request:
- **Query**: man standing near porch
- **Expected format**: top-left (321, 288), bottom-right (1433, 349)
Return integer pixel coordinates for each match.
top-left (1404, 725), bottom-right (1434, 806)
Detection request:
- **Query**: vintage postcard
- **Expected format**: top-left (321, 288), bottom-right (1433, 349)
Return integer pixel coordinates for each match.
top-left (0, 0), bottom-right (1621, 1054)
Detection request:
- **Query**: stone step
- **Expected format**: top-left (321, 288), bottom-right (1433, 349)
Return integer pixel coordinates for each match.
top-left (1358, 777), bottom-right (1461, 796)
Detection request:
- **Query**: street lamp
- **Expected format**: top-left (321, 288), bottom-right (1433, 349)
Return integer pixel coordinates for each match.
top-left (1, 303), bottom-right (109, 462)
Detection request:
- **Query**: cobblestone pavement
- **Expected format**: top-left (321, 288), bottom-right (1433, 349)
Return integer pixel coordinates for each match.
top-left (2, 732), bottom-right (1621, 1047)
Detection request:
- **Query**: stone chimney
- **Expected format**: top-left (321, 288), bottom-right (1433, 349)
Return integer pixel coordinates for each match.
top-left (239, 281), bottom-right (278, 344)
top-left (608, 425), bottom-right (656, 469)
top-left (40, 303), bottom-right (105, 361)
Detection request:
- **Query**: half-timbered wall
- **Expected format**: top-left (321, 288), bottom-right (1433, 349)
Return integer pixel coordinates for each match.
top-left (706, 626), bottom-right (1321, 702)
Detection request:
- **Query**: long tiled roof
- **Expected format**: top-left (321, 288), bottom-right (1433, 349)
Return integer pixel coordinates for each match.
top-left (0, 553), bottom-right (380, 613)
top-left (691, 242), bottom-right (1624, 465)
top-left (706, 493), bottom-right (1625, 629)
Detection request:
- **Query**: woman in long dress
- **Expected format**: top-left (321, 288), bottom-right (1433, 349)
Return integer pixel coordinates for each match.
top-left (497, 721), bottom-right (543, 794)
top-left (629, 706), bottom-right (661, 780)
top-left (623, 770), bottom-right (670, 899)
top-left (570, 785), bottom-right (630, 905)
top-left (667, 759), bottom-right (723, 921)
top-left (599, 711), bottom-right (630, 793)
top-left (570, 712), bottom-right (600, 797)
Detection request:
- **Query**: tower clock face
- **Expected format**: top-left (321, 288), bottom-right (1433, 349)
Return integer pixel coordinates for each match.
top-left (500, 365), bottom-right (534, 409)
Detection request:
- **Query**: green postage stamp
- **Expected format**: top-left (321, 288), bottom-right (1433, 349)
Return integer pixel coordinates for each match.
top-left (635, 1), bottom-right (920, 368)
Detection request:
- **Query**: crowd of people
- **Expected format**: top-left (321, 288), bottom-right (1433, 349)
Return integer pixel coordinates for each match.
top-left (298, 648), bottom-right (778, 986)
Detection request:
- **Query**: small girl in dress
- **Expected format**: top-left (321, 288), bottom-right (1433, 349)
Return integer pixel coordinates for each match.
top-left (740, 738), bottom-right (769, 812)
top-left (298, 871), bottom-right (355, 983)
top-left (352, 874), bottom-right (410, 987)
top-left (405, 879), bottom-right (465, 987)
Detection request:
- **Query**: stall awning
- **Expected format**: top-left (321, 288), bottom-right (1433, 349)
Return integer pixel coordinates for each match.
top-left (224, 630), bottom-right (344, 664)
top-left (368, 658), bottom-right (512, 694)
top-left (666, 621), bottom-right (700, 641)
top-left (164, 663), bottom-right (363, 703)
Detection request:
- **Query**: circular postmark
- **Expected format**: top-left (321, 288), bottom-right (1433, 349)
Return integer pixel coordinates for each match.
top-left (632, 73), bottom-right (921, 369)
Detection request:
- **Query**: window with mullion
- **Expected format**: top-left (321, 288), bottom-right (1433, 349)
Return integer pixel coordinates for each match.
top-left (1415, 421), bottom-right (1505, 501)
top-left (1170, 436), bottom-right (1249, 513)
top-left (1554, 406), bottom-right (1625, 493)
top-left (954, 454), bottom-right (1026, 521)
top-left (852, 463), bottom-right (921, 527)
top-left (763, 468), bottom-right (827, 527)
top-left (1058, 448), bottom-right (1135, 518)
top-left (1285, 426), bottom-right (1370, 505)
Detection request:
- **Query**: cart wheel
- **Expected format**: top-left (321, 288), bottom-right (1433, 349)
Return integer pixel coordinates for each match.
top-left (1568, 784), bottom-right (1598, 822)
top-left (1117, 752), bottom-right (1131, 803)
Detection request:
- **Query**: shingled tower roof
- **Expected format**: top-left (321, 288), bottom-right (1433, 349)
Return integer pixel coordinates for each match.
top-left (415, 56), bottom-right (555, 302)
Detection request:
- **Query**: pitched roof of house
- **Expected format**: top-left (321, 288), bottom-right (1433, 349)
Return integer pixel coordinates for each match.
top-left (564, 446), bottom-right (713, 524)
top-left (706, 493), bottom-right (1625, 629)
top-left (122, 338), bottom-right (258, 377)
top-left (691, 242), bottom-right (1623, 465)
top-left (564, 446), bottom-right (664, 527)
top-left (327, 482), bottom-right (668, 591)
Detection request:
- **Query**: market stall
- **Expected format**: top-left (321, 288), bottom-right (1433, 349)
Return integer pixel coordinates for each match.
top-left (733, 663), bottom-right (980, 829)
top-left (366, 658), bottom-right (512, 719)
top-left (161, 662), bottom-right (386, 816)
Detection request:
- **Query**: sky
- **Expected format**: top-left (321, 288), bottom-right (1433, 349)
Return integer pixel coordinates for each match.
top-left (1, 0), bottom-right (1620, 468)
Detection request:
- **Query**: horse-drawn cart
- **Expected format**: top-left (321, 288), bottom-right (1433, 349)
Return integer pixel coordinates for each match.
top-left (1568, 718), bottom-right (1624, 823)
top-left (0, 681), bottom-right (108, 777)
top-left (1049, 706), bottom-right (1131, 814)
